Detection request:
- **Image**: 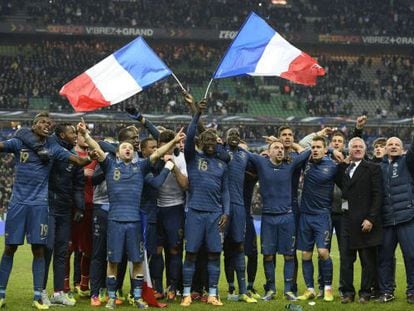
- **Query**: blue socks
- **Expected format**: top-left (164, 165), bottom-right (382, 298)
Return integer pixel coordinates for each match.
top-left (0, 254), bottom-right (14, 298)
top-left (320, 257), bottom-right (333, 286)
top-left (131, 274), bottom-right (144, 300)
top-left (263, 258), bottom-right (275, 292)
top-left (284, 257), bottom-right (295, 293)
top-left (208, 257), bottom-right (220, 296)
top-left (106, 276), bottom-right (117, 299)
top-left (302, 259), bottom-right (314, 289)
top-left (234, 252), bottom-right (246, 294)
top-left (182, 259), bottom-right (195, 290)
top-left (32, 257), bottom-right (45, 300)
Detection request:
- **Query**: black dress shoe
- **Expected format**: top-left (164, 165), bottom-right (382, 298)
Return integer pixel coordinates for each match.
top-left (341, 296), bottom-right (354, 304)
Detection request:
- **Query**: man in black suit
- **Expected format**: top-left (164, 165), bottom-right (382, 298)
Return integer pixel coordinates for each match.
top-left (337, 137), bottom-right (383, 304)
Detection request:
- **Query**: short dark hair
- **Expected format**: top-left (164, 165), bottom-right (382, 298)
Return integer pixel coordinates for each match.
top-left (158, 129), bottom-right (175, 144)
top-left (331, 130), bottom-right (345, 140)
top-left (140, 137), bottom-right (156, 150)
top-left (277, 125), bottom-right (293, 137)
top-left (118, 127), bottom-right (138, 143)
top-left (312, 135), bottom-right (327, 147)
top-left (55, 123), bottom-right (74, 136)
top-left (32, 112), bottom-right (50, 125)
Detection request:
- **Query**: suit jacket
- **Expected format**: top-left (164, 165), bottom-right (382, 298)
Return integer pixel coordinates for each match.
top-left (337, 160), bottom-right (383, 249)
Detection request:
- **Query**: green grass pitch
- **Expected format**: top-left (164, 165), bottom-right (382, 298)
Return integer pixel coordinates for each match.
top-left (0, 236), bottom-right (408, 310)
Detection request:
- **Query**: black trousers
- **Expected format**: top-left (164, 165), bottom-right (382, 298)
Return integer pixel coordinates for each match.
top-left (90, 207), bottom-right (108, 297)
top-left (340, 233), bottom-right (377, 298)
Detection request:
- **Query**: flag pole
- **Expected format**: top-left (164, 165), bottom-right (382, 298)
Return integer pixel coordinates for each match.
top-left (203, 78), bottom-right (214, 99)
top-left (171, 72), bottom-right (187, 92)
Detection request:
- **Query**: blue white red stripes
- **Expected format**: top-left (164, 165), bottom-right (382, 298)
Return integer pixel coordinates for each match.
top-left (213, 12), bottom-right (325, 86)
top-left (60, 36), bottom-right (171, 112)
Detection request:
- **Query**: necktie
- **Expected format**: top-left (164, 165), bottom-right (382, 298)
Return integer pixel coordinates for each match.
top-left (345, 162), bottom-right (356, 177)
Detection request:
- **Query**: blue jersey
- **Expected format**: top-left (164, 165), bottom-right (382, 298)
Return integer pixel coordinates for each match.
top-left (101, 154), bottom-right (151, 222)
top-left (184, 113), bottom-right (230, 214)
top-left (225, 145), bottom-right (252, 206)
top-left (2, 138), bottom-right (71, 206)
top-left (289, 150), bottom-right (303, 213)
top-left (140, 168), bottom-right (170, 223)
top-left (300, 156), bottom-right (338, 215)
top-left (250, 150), bottom-right (311, 214)
top-left (243, 172), bottom-right (258, 215)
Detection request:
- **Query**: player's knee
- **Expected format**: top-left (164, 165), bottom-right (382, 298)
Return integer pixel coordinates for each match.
top-left (31, 244), bottom-right (44, 258)
top-left (263, 255), bottom-right (273, 262)
top-left (284, 255), bottom-right (294, 261)
top-left (318, 248), bottom-right (329, 260)
top-left (302, 251), bottom-right (312, 261)
top-left (185, 252), bottom-right (196, 262)
top-left (235, 242), bottom-right (244, 253)
top-left (207, 252), bottom-right (220, 261)
top-left (170, 245), bottom-right (181, 255)
top-left (156, 246), bottom-right (163, 255)
top-left (4, 245), bottom-right (17, 256)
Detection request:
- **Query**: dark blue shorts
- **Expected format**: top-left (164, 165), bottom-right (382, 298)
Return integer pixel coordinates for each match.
top-left (244, 215), bottom-right (258, 256)
top-left (185, 209), bottom-right (223, 253)
top-left (107, 220), bottom-right (143, 263)
top-left (225, 203), bottom-right (246, 243)
top-left (5, 203), bottom-right (48, 245)
top-left (261, 213), bottom-right (296, 255)
top-left (297, 213), bottom-right (332, 251)
top-left (157, 205), bottom-right (184, 249)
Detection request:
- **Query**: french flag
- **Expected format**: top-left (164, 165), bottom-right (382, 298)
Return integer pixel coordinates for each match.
top-left (214, 12), bottom-right (325, 86)
top-left (60, 36), bottom-right (172, 112)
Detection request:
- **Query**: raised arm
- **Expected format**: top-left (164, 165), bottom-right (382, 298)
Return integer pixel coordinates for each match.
top-left (76, 119), bottom-right (105, 162)
top-left (184, 92), bottom-right (206, 134)
top-left (126, 106), bottom-right (161, 140)
top-left (149, 129), bottom-right (185, 164)
top-left (184, 99), bottom-right (206, 161)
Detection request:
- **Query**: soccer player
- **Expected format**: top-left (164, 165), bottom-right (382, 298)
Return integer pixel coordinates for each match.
top-left (249, 138), bottom-right (311, 301)
top-left (42, 123), bottom-right (85, 307)
top-left (0, 112), bottom-right (90, 310)
top-left (297, 136), bottom-right (338, 302)
top-left (222, 128), bottom-right (257, 303)
top-left (180, 99), bottom-right (230, 307)
top-left (239, 142), bottom-right (260, 299)
top-left (77, 119), bottom-right (185, 309)
top-left (155, 129), bottom-right (188, 300)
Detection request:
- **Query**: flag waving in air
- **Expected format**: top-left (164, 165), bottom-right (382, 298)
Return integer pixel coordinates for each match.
top-left (213, 12), bottom-right (325, 86)
top-left (60, 36), bottom-right (172, 112)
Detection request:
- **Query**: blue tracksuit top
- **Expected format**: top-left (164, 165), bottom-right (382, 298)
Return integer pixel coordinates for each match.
top-left (300, 156), bottom-right (338, 215)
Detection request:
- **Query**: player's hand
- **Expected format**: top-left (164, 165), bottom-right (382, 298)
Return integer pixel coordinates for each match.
top-left (262, 135), bottom-right (278, 144)
top-left (197, 98), bottom-right (207, 114)
top-left (73, 209), bottom-right (84, 223)
top-left (77, 118), bottom-right (89, 136)
top-left (332, 149), bottom-right (344, 163)
top-left (163, 154), bottom-right (173, 162)
top-left (125, 105), bottom-right (143, 122)
top-left (183, 91), bottom-right (195, 106)
top-left (174, 128), bottom-right (186, 143)
top-left (164, 160), bottom-right (175, 171)
top-left (218, 214), bottom-right (229, 232)
top-left (361, 219), bottom-right (373, 232)
top-left (356, 115), bottom-right (367, 129)
top-left (316, 127), bottom-right (332, 137)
